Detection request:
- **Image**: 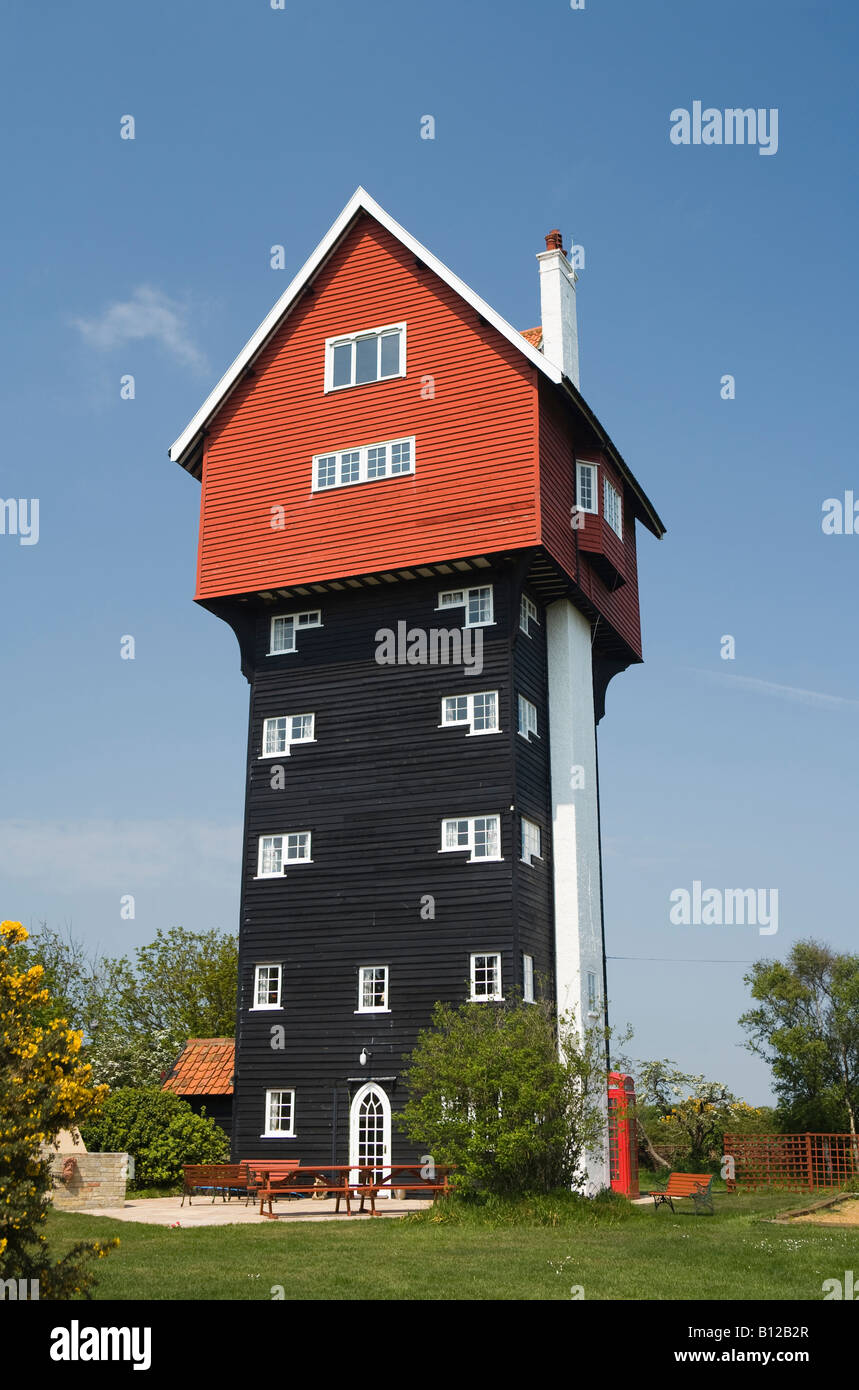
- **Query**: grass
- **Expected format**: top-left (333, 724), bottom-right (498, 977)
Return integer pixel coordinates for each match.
top-left (43, 1186), bottom-right (859, 1301)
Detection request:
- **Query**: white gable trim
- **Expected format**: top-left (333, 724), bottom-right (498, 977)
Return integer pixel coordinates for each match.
top-left (168, 187), bottom-right (561, 467)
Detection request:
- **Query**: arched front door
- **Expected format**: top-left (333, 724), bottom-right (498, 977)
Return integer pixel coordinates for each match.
top-left (349, 1083), bottom-right (391, 1192)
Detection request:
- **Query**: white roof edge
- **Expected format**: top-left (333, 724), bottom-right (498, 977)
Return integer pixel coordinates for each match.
top-left (168, 187), bottom-right (561, 464)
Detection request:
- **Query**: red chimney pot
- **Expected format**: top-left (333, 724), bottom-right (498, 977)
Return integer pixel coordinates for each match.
top-left (545, 229), bottom-right (564, 253)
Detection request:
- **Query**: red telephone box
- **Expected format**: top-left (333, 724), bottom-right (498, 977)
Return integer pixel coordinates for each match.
top-left (608, 1072), bottom-right (639, 1198)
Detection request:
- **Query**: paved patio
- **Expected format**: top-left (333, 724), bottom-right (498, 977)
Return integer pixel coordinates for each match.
top-left (71, 1196), bottom-right (432, 1227)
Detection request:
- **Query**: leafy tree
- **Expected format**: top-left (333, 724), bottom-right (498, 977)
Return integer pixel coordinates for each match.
top-left (634, 1060), bottom-right (773, 1168)
top-left (18, 924), bottom-right (238, 1088)
top-left (0, 920), bottom-right (117, 1297)
top-left (399, 999), bottom-right (607, 1195)
top-left (740, 940), bottom-right (859, 1137)
top-left (80, 1088), bottom-right (229, 1188)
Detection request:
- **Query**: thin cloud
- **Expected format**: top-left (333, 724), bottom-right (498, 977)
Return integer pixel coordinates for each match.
top-left (73, 286), bottom-right (208, 372)
top-left (693, 668), bottom-right (859, 711)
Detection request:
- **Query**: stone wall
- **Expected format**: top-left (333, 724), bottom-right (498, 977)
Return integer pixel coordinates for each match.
top-left (48, 1152), bottom-right (128, 1210)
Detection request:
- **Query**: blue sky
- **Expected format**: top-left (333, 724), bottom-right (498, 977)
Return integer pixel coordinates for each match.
top-left (1, 0), bottom-right (857, 1103)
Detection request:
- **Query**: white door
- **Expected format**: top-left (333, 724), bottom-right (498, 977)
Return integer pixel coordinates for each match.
top-left (349, 1083), bottom-right (391, 1195)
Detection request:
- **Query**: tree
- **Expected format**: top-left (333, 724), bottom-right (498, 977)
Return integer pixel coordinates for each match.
top-left (398, 999), bottom-right (608, 1195)
top-left (19, 924), bottom-right (238, 1088)
top-left (740, 940), bottom-right (859, 1137)
top-left (634, 1060), bottom-right (773, 1168)
top-left (80, 1088), bottom-right (229, 1188)
top-left (0, 920), bottom-right (117, 1297)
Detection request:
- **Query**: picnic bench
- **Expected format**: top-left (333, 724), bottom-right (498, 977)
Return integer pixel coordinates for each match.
top-left (243, 1160), bottom-right (302, 1209)
top-left (181, 1163), bottom-right (250, 1206)
top-left (356, 1164), bottom-right (454, 1216)
top-left (257, 1165), bottom-right (354, 1217)
top-left (649, 1172), bottom-right (715, 1215)
top-left (256, 1164), bottom-right (455, 1218)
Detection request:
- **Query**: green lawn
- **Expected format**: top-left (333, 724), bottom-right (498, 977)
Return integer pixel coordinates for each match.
top-left (44, 1189), bottom-right (859, 1301)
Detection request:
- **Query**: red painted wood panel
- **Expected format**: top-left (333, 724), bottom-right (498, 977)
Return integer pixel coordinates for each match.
top-left (537, 383), bottom-right (642, 658)
top-left (196, 215), bottom-right (540, 599)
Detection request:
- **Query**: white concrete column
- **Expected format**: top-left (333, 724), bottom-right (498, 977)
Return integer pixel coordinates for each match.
top-left (546, 597), bottom-right (609, 1190)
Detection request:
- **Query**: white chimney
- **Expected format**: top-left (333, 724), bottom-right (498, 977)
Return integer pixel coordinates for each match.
top-left (537, 229), bottom-right (580, 389)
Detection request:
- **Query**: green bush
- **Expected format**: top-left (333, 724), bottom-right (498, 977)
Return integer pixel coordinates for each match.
top-left (80, 1087), bottom-right (229, 1188)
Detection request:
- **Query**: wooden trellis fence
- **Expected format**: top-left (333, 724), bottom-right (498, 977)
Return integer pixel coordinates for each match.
top-left (723, 1132), bottom-right (859, 1191)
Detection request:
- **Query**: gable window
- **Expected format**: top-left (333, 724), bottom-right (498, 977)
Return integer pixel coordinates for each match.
top-left (576, 461), bottom-right (598, 514)
top-left (262, 713), bottom-right (315, 757)
top-left (603, 478), bottom-right (623, 538)
top-left (470, 952), bottom-right (503, 1002)
top-left (521, 817), bottom-right (542, 866)
top-left (441, 815), bottom-right (501, 862)
top-left (253, 964), bottom-right (282, 1010)
top-left (325, 323), bottom-right (406, 392)
top-left (523, 953), bottom-right (535, 1003)
top-left (263, 1089), bottom-right (295, 1137)
top-left (357, 966), bottom-right (389, 1013)
top-left (313, 436), bottom-right (415, 491)
top-left (437, 585), bottom-right (494, 628)
top-left (269, 610), bottom-right (322, 655)
top-left (440, 691), bottom-right (499, 736)
top-left (517, 695), bottom-right (539, 741)
top-left (257, 832), bottom-right (312, 877)
top-left (520, 594), bottom-right (539, 637)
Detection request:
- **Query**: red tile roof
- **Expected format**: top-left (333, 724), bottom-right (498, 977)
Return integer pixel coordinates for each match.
top-left (520, 326), bottom-right (543, 348)
top-left (162, 1038), bottom-right (235, 1096)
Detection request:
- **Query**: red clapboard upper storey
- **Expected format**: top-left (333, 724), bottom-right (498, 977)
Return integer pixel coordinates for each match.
top-left (191, 216), bottom-right (539, 600)
top-left (169, 190), bottom-right (663, 642)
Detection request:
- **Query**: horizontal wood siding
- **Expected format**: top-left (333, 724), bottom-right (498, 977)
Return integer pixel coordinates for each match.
top-left (198, 216), bottom-right (539, 600)
top-left (512, 586), bottom-right (555, 1001)
top-left (537, 382), bottom-right (642, 658)
top-left (228, 566), bottom-right (556, 1163)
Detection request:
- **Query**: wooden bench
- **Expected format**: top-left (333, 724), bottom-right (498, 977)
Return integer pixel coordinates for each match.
top-left (356, 1165), bottom-right (454, 1216)
top-left (257, 1167), bottom-right (351, 1218)
top-left (181, 1164), bottom-right (249, 1206)
top-left (244, 1159), bottom-right (302, 1210)
top-left (649, 1172), bottom-right (715, 1215)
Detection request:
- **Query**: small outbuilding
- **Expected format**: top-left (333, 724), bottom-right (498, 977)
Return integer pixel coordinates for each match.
top-left (161, 1038), bottom-right (234, 1141)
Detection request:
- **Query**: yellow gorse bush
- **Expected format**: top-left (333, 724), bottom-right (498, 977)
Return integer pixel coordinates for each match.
top-left (0, 920), bottom-right (116, 1298)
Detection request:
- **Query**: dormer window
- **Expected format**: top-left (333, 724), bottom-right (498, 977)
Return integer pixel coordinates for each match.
top-left (437, 585), bottom-right (494, 628)
top-left (603, 478), bottom-right (623, 538)
top-left (324, 323), bottom-right (406, 392)
top-left (576, 461), bottom-right (598, 514)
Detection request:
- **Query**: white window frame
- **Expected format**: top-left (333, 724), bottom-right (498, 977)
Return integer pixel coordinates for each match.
top-left (312, 435), bottom-right (415, 492)
top-left (252, 963), bottom-right (283, 1011)
top-left (470, 952), bottom-right (503, 1002)
top-left (603, 477), bottom-right (623, 539)
top-left (523, 953), bottom-right (535, 1003)
top-left (256, 832), bottom-right (312, 878)
top-left (268, 610), bottom-right (322, 656)
top-left (260, 713), bottom-right (316, 758)
top-left (517, 694), bottom-right (539, 742)
top-left (356, 965), bottom-right (390, 1014)
top-left (439, 691), bottom-right (499, 736)
top-left (440, 815), bottom-right (502, 863)
top-left (436, 585), bottom-right (494, 628)
top-left (520, 594), bottom-right (539, 637)
top-left (521, 817), bottom-right (542, 866)
top-left (262, 1088), bottom-right (295, 1138)
top-left (575, 461), bottom-right (598, 515)
top-left (324, 321), bottom-right (407, 393)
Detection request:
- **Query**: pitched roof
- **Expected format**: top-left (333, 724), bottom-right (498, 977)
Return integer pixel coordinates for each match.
top-left (520, 326), bottom-right (543, 348)
top-left (162, 1038), bottom-right (234, 1096)
top-left (168, 188), bottom-right (664, 538)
